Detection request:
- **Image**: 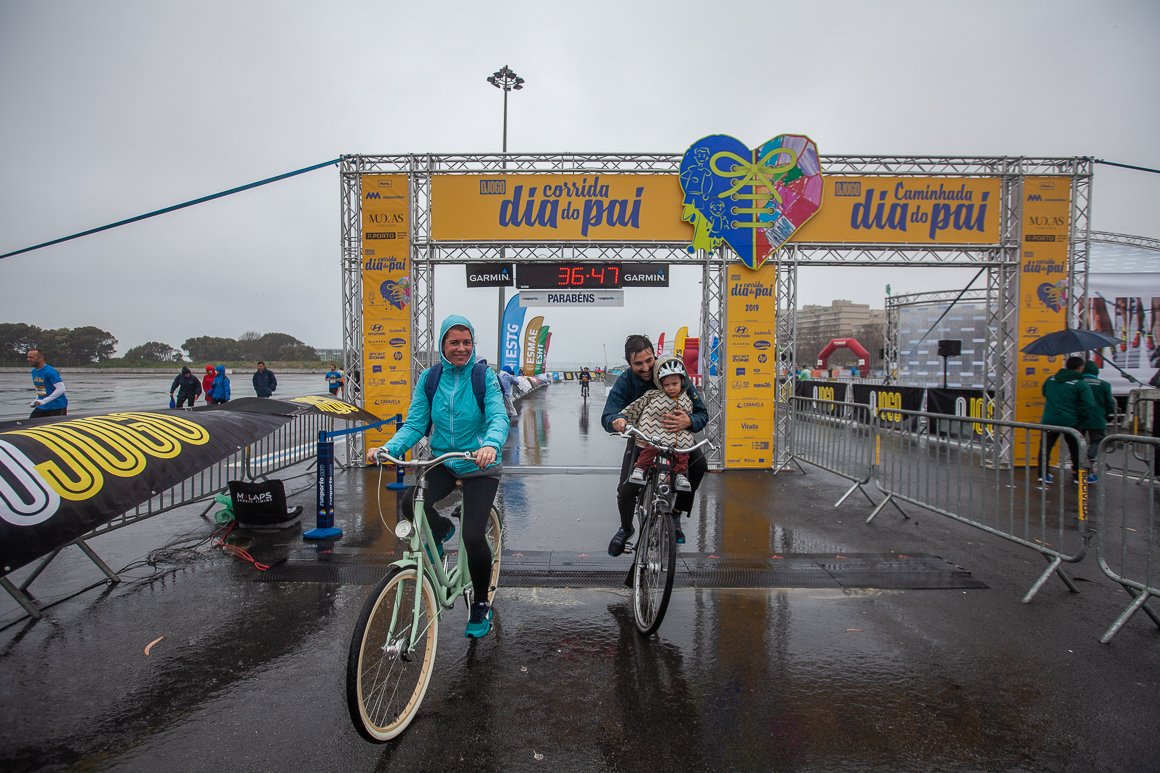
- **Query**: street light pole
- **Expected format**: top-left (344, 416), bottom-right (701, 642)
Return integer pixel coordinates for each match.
top-left (487, 66), bottom-right (524, 370)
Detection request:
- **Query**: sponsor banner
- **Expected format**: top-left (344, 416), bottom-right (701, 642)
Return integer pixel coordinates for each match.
top-left (0, 410), bottom-right (291, 574)
top-left (521, 315), bottom-right (544, 376)
top-left (792, 176), bottom-right (1001, 245)
top-left (500, 293), bottom-right (527, 373)
top-left (793, 380), bottom-right (850, 403)
top-left (519, 290), bottom-right (625, 307)
top-left (465, 262), bottom-right (514, 287)
top-left (674, 326), bottom-right (689, 358)
top-left (535, 327), bottom-right (550, 374)
top-left (430, 174), bottom-right (691, 242)
top-left (431, 173), bottom-right (1001, 246)
top-left (360, 174), bottom-right (412, 449)
top-left (725, 263), bottom-right (777, 468)
top-left (1014, 176), bottom-right (1072, 463)
top-left (850, 384), bottom-right (924, 428)
top-left (1088, 274), bottom-right (1160, 394)
top-left (926, 388), bottom-right (995, 439)
top-left (621, 263), bottom-right (670, 287)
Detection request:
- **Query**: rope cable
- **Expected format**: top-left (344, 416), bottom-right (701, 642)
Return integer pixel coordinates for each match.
top-left (0, 157), bottom-right (341, 261)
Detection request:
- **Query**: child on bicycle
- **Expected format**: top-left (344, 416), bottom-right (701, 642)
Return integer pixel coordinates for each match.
top-left (366, 314), bottom-right (510, 638)
top-left (620, 356), bottom-right (694, 493)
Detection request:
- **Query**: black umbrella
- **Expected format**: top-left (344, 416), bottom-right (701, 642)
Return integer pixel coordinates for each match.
top-left (1020, 328), bottom-right (1121, 356)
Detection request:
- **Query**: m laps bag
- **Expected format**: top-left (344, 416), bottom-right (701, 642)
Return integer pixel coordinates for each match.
top-left (227, 479), bottom-right (303, 530)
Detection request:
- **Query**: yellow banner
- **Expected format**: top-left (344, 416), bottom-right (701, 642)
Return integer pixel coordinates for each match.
top-left (791, 176), bottom-right (1001, 244)
top-left (360, 174), bottom-right (412, 450)
top-left (1013, 177), bottom-right (1072, 464)
top-left (431, 173), bottom-right (1001, 245)
top-left (673, 326), bottom-right (688, 358)
top-left (430, 175), bottom-right (692, 242)
top-left (724, 263), bottom-right (777, 468)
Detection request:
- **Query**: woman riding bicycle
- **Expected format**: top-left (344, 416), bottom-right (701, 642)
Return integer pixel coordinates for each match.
top-left (367, 315), bottom-right (510, 638)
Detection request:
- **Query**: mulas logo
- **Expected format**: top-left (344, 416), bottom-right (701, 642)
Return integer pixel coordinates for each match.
top-left (754, 339), bottom-right (771, 350)
top-left (389, 337), bottom-right (406, 347)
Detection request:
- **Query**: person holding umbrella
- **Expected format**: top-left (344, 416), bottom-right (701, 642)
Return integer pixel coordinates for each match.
top-left (1038, 355), bottom-right (1097, 485)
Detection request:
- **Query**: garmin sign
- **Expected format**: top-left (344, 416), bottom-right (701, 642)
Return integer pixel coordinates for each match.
top-left (465, 262), bottom-right (514, 287)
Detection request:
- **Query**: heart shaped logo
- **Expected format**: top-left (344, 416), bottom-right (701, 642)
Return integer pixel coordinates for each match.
top-left (679, 134), bottom-right (823, 269)
top-left (379, 277), bottom-right (411, 310)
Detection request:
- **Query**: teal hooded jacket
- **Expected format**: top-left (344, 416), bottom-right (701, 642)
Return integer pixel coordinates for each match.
top-left (384, 315), bottom-right (510, 476)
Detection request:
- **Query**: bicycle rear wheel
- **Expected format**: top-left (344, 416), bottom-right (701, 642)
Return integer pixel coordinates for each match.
top-left (484, 506), bottom-right (503, 604)
top-left (346, 566), bottom-right (439, 741)
top-left (632, 495), bottom-right (676, 636)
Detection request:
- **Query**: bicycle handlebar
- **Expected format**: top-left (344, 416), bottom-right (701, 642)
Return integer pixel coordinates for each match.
top-left (371, 449), bottom-right (475, 468)
top-left (615, 424), bottom-right (715, 455)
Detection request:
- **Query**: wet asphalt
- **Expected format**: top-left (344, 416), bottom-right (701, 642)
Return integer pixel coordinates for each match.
top-left (1, 383), bottom-right (1159, 772)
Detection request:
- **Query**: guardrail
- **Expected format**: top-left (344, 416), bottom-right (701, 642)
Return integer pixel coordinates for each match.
top-left (867, 409), bottom-right (1089, 603)
top-left (776, 396), bottom-right (876, 509)
top-left (1093, 434), bottom-right (1160, 643)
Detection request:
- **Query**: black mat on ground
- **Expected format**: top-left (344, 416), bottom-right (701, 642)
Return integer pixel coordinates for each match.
top-left (258, 549), bottom-right (987, 590)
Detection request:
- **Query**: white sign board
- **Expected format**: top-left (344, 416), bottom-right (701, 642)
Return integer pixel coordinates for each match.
top-left (519, 290), bottom-right (624, 307)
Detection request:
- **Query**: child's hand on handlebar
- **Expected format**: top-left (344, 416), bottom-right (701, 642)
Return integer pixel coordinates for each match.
top-left (367, 447), bottom-right (389, 464)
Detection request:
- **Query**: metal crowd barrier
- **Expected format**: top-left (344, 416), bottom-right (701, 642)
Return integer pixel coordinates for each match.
top-left (1093, 434), bottom-right (1160, 643)
top-left (776, 396), bottom-right (876, 508)
top-left (867, 409), bottom-right (1090, 603)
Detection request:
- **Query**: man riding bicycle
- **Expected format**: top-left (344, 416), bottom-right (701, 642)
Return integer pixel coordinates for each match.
top-left (601, 335), bottom-right (709, 555)
top-left (578, 366), bottom-right (592, 397)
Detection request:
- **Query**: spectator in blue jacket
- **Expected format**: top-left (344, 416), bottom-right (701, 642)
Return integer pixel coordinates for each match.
top-left (210, 365), bottom-right (231, 404)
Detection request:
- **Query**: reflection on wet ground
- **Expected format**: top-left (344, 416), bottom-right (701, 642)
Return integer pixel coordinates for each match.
top-left (1, 380), bottom-right (1158, 771)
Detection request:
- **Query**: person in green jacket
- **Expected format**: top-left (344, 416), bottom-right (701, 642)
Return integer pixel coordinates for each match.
top-left (1038, 356), bottom-right (1097, 484)
top-left (1080, 360), bottom-right (1117, 481)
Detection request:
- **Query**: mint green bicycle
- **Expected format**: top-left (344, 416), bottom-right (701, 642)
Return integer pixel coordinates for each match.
top-left (346, 450), bottom-right (503, 742)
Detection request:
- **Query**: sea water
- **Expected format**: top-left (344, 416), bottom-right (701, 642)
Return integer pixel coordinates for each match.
top-left (0, 370), bottom-right (336, 421)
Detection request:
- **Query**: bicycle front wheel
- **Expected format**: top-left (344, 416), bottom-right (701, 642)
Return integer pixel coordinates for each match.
top-left (485, 505), bottom-right (503, 604)
top-left (633, 503), bottom-right (677, 636)
top-left (346, 566), bottom-right (440, 742)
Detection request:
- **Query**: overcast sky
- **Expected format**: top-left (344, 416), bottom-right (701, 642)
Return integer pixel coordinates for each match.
top-left (2, 0), bottom-right (1157, 364)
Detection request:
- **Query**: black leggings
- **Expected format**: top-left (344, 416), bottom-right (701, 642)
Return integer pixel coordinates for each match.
top-left (616, 438), bottom-right (707, 530)
top-left (401, 467), bottom-right (500, 603)
top-left (176, 394), bottom-right (197, 408)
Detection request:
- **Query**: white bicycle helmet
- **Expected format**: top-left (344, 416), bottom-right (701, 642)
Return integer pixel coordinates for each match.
top-left (653, 356), bottom-right (688, 389)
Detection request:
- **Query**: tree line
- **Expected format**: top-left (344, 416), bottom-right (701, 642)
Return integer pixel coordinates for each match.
top-left (0, 323), bottom-right (319, 366)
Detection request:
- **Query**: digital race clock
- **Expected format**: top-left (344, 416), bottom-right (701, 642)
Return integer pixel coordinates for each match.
top-left (516, 263), bottom-right (624, 289)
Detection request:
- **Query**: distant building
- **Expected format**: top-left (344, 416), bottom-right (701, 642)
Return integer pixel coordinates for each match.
top-left (796, 300), bottom-right (885, 370)
top-left (315, 348), bottom-right (343, 362)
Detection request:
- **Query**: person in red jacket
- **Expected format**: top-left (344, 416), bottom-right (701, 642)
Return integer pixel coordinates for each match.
top-left (202, 364), bottom-right (217, 404)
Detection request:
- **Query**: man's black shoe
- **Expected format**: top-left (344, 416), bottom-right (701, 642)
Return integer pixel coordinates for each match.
top-left (608, 526), bottom-right (634, 557)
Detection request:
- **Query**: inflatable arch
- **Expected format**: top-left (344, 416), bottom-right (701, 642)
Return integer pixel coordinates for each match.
top-left (815, 338), bottom-right (870, 377)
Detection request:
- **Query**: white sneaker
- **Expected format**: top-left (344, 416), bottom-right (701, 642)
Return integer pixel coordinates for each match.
top-left (628, 467), bottom-right (646, 486)
top-left (674, 473), bottom-right (691, 492)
